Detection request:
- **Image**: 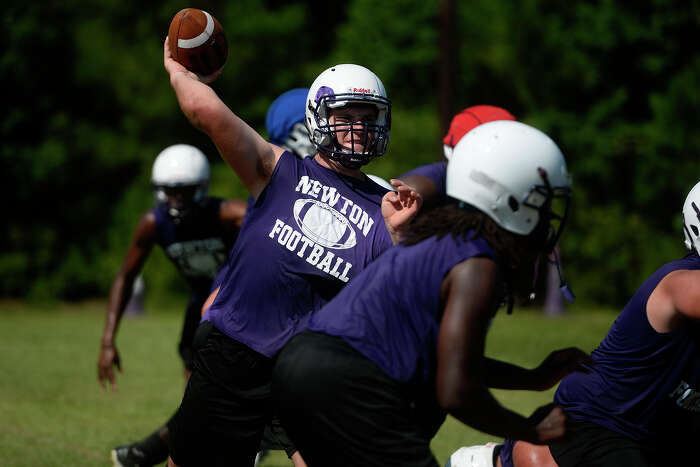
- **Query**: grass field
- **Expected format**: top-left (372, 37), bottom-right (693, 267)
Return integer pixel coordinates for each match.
top-left (0, 300), bottom-right (617, 466)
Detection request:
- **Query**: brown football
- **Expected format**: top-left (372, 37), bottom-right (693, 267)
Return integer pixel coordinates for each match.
top-left (168, 8), bottom-right (228, 75)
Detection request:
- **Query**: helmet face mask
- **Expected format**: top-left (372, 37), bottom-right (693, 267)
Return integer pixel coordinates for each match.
top-left (522, 168), bottom-right (571, 254)
top-left (682, 181), bottom-right (700, 254)
top-left (153, 184), bottom-right (204, 222)
top-left (151, 144), bottom-right (210, 223)
top-left (306, 65), bottom-right (391, 169)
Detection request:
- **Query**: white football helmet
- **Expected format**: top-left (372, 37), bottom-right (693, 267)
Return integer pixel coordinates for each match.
top-left (446, 121), bottom-right (571, 249)
top-left (305, 64), bottom-right (391, 168)
top-left (151, 144), bottom-right (210, 220)
top-left (682, 181), bottom-right (700, 253)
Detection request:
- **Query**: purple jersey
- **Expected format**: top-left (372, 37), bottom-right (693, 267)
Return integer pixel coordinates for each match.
top-left (399, 161), bottom-right (447, 202)
top-left (153, 197), bottom-right (233, 293)
top-left (555, 254), bottom-right (700, 442)
top-left (206, 151), bottom-right (393, 357)
top-left (307, 232), bottom-right (494, 384)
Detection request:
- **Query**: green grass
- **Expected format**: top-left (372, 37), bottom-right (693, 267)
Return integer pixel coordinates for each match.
top-left (0, 300), bottom-right (617, 466)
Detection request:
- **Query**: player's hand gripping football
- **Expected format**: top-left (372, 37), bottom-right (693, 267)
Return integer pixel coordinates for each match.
top-left (163, 37), bottom-right (222, 85)
top-left (98, 344), bottom-right (122, 391)
top-left (382, 179), bottom-right (422, 244)
top-left (532, 347), bottom-right (594, 391)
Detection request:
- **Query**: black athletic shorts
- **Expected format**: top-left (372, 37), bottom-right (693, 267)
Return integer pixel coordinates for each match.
top-left (177, 292), bottom-right (208, 369)
top-left (272, 331), bottom-right (440, 467)
top-left (549, 418), bottom-right (655, 467)
top-left (168, 322), bottom-right (274, 466)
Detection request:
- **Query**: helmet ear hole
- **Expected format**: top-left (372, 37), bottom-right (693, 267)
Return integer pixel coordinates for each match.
top-left (692, 225), bottom-right (699, 236)
top-left (508, 196), bottom-right (519, 212)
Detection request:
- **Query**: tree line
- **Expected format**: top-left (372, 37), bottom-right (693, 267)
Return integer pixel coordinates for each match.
top-left (3, 0), bottom-right (699, 306)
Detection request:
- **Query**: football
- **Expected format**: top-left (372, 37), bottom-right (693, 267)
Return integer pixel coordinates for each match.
top-left (168, 8), bottom-right (228, 75)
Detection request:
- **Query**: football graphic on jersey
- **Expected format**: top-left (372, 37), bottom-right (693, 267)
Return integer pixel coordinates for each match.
top-left (293, 199), bottom-right (357, 249)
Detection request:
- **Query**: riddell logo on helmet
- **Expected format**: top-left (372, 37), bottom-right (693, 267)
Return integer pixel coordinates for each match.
top-left (353, 88), bottom-right (372, 94)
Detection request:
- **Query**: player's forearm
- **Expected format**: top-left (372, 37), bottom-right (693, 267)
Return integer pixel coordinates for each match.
top-left (483, 357), bottom-right (541, 390)
top-left (442, 384), bottom-right (537, 443)
top-left (102, 276), bottom-right (133, 345)
top-left (169, 71), bottom-right (224, 134)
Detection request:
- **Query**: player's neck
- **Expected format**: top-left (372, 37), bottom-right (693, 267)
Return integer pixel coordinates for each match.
top-left (314, 153), bottom-right (364, 180)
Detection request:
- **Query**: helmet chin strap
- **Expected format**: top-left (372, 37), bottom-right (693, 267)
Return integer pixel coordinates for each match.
top-left (550, 248), bottom-right (576, 302)
top-left (529, 248), bottom-right (576, 303)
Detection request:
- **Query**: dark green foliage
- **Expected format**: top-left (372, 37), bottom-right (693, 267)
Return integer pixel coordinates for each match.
top-left (2, 0), bottom-right (699, 305)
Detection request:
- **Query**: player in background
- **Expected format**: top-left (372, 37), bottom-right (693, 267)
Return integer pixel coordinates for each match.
top-left (272, 120), bottom-right (591, 467)
top-left (98, 144), bottom-right (246, 467)
top-left (401, 105), bottom-right (571, 315)
top-left (266, 87), bottom-right (317, 159)
top-left (163, 33), bottom-right (421, 466)
top-left (448, 181), bottom-right (700, 467)
top-left (398, 105), bottom-right (516, 210)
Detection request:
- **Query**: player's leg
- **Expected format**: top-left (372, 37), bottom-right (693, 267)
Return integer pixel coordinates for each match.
top-left (111, 295), bottom-right (206, 466)
top-left (273, 331), bottom-right (438, 467)
top-left (111, 424), bottom-right (171, 467)
top-left (257, 414), bottom-right (306, 466)
top-left (511, 440), bottom-right (557, 467)
top-left (168, 323), bottom-right (274, 466)
top-left (547, 418), bottom-right (652, 467)
top-left (178, 292), bottom-right (208, 377)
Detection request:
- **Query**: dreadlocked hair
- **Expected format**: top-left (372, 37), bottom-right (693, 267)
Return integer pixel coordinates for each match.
top-left (402, 202), bottom-right (548, 312)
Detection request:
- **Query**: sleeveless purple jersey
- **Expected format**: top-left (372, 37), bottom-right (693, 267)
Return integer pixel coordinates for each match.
top-left (555, 254), bottom-right (700, 442)
top-left (399, 161), bottom-right (447, 201)
top-left (152, 197), bottom-right (233, 293)
top-left (307, 232), bottom-right (494, 384)
top-left (205, 152), bottom-right (393, 357)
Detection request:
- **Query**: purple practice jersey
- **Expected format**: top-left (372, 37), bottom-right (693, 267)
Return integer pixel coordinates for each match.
top-left (399, 161), bottom-right (447, 203)
top-left (307, 232), bottom-right (494, 385)
top-left (205, 151), bottom-right (393, 357)
top-left (555, 253), bottom-right (700, 443)
top-left (153, 197), bottom-right (233, 293)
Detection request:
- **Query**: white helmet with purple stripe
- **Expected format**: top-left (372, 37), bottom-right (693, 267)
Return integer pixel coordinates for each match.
top-left (682, 181), bottom-right (700, 253)
top-left (305, 64), bottom-right (391, 169)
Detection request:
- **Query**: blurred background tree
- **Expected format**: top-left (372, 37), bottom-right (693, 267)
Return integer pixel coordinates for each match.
top-left (2, 0), bottom-right (698, 306)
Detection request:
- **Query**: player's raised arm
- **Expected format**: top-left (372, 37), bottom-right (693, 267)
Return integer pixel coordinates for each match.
top-left (163, 38), bottom-right (283, 199)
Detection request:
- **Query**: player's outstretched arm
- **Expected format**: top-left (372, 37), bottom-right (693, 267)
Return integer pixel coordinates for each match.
top-left (98, 212), bottom-right (156, 391)
top-left (163, 38), bottom-right (284, 199)
top-left (436, 258), bottom-right (567, 444)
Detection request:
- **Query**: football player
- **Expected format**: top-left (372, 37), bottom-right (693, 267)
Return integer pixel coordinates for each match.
top-left (400, 105), bottom-right (572, 315)
top-left (398, 105), bottom-right (516, 209)
top-left (98, 144), bottom-right (246, 466)
top-left (163, 34), bottom-right (421, 466)
top-left (451, 181), bottom-right (700, 467)
top-left (272, 121), bottom-right (591, 467)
